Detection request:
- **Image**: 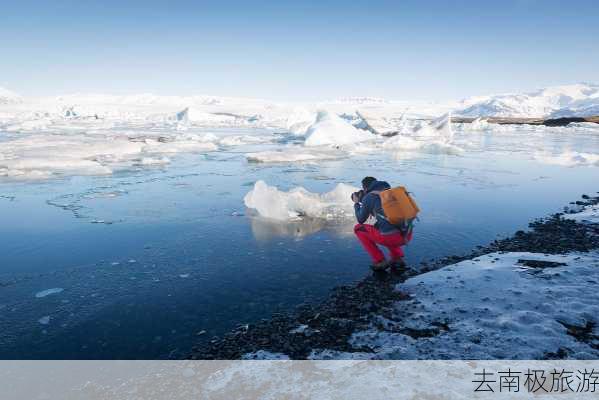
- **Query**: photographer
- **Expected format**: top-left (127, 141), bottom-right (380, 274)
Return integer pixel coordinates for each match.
top-left (352, 176), bottom-right (408, 271)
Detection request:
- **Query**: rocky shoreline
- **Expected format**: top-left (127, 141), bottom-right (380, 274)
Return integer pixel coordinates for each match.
top-left (188, 194), bottom-right (599, 360)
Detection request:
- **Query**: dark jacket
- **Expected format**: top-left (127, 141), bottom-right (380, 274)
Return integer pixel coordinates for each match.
top-left (354, 180), bottom-right (400, 234)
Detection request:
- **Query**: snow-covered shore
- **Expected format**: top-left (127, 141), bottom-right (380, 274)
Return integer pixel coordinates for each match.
top-left (190, 194), bottom-right (599, 360)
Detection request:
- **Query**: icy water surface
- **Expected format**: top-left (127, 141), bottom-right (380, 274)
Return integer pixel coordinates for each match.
top-left (0, 126), bottom-right (598, 359)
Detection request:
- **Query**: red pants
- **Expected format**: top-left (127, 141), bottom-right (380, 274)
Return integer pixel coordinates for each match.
top-left (354, 224), bottom-right (406, 263)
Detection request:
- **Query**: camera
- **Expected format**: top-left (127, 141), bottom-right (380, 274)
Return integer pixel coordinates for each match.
top-left (351, 189), bottom-right (365, 202)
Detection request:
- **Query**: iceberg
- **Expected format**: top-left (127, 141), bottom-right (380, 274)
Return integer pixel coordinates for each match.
top-left (243, 180), bottom-right (358, 221)
top-left (303, 111), bottom-right (375, 147)
top-left (285, 107), bottom-right (315, 135)
top-left (382, 113), bottom-right (462, 155)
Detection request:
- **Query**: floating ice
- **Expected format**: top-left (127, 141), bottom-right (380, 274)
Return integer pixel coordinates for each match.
top-left (38, 316), bottom-right (51, 325)
top-left (218, 135), bottom-right (272, 146)
top-left (4, 119), bottom-right (51, 132)
top-left (285, 107), bottom-right (315, 135)
top-left (383, 136), bottom-right (463, 155)
top-left (409, 113), bottom-right (454, 141)
top-left (0, 131), bottom-right (218, 180)
top-left (35, 288), bottom-right (64, 298)
top-left (176, 107), bottom-right (237, 125)
top-left (380, 113), bottom-right (463, 155)
top-left (138, 156), bottom-right (170, 166)
top-left (304, 111), bottom-right (375, 147)
top-left (246, 147), bottom-right (344, 163)
top-left (534, 151), bottom-right (599, 167)
top-left (460, 117), bottom-right (492, 131)
top-left (243, 180), bottom-right (358, 221)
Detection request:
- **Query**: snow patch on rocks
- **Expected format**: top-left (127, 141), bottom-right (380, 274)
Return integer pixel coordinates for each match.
top-left (348, 251), bottom-right (599, 359)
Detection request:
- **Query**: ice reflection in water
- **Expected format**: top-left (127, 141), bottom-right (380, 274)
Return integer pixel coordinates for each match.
top-left (249, 216), bottom-right (354, 241)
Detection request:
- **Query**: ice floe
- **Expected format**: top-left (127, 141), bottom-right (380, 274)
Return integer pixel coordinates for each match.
top-left (35, 288), bottom-right (64, 298)
top-left (382, 113), bottom-right (463, 155)
top-left (217, 135), bottom-right (272, 147)
top-left (534, 151), bottom-right (599, 167)
top-left (246, 147), bottom-right (344, 163)
top-left (243, 180), bottom-right (358, 221)
top-left (0, 131), bottom-right (219, 179)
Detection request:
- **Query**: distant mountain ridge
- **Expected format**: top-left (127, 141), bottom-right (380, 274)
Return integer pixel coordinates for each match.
top-left (0, 87), bottom-right (22, 104)
top-left (456, 83), bottom-right (599, 118)
top-left (2, 83), bottom-right (598, 119)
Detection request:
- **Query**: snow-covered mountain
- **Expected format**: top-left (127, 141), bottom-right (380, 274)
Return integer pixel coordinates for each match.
top-left (1, 83), bottom-right (598, 126)
top-left (456, 83), bottom-right (599, 118)
top-left (0, 87), bottom-right (22, 104)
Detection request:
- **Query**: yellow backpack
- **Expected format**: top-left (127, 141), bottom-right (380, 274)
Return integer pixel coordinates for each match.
top-left (371, 186), bottom-right (420, 234)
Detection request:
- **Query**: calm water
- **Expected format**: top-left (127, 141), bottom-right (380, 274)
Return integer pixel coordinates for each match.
top-left (0, 127), bottom-right (597, 359)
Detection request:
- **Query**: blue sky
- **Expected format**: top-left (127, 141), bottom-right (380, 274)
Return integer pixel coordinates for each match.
top-left (2, 0), bottom-right (598, 101)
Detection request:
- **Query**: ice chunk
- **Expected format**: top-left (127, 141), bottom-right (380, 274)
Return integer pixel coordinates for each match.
top-left (38, 316), bottom-right (51, 325)
top-left (304, 111), bottom-right (375, 147)
top-left (411, 113), bottom-right (454, 142)
top-left (285, 107), bottom-right (316, 135)
top-left (383, 136), bottom-right (463, 156)
top-left (243, 180), bottom-right (358, 221)
top-left (218, 135), bottom-right (272, 146)
top-left (138, 157), bottom-right (170, 166)
top-left (381, 113), bottom-right (462, 155)
top-left (35, 288), bottom-right (64, 298)
top-left (176, 107), bottom-right (237, 125)
top-left (461, 117), bottom-right (492, 131)
top-left (4, 119), bottom-right (51, 132)
top-left (246, 147), bottom-right (344, 163)
top-left (0, 130), bottom-right (223, 181)
top-left (534, 151), bottom-right (599, 167)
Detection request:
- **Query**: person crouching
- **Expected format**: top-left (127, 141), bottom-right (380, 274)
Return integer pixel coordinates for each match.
top-left (352, 176), bottom-right (409, 271)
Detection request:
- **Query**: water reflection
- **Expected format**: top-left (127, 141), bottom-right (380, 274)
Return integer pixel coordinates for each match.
top-left (249, 216), bottom-right (354, 241)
